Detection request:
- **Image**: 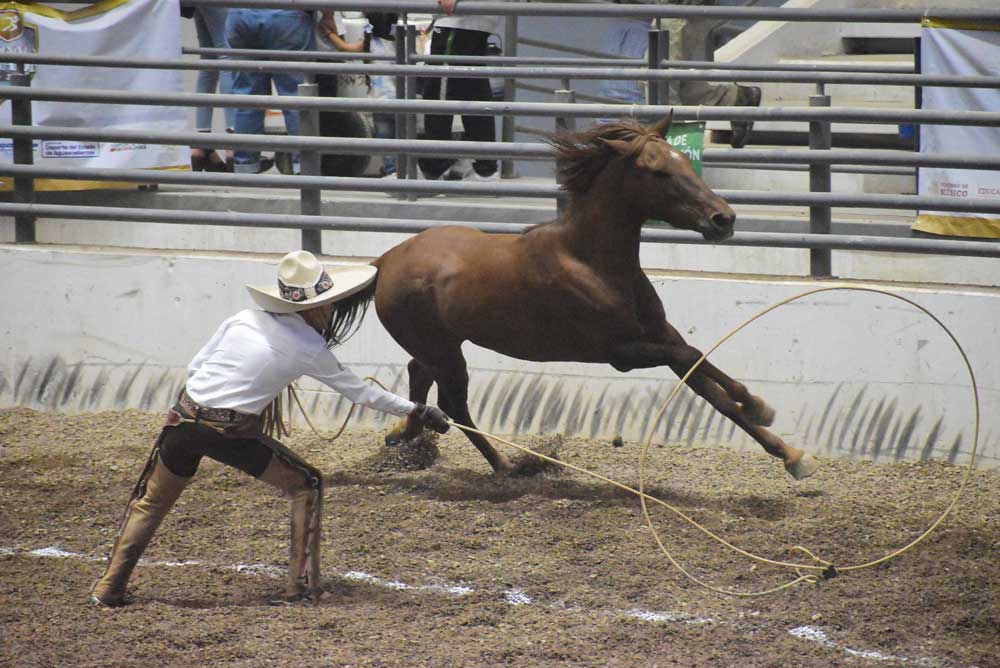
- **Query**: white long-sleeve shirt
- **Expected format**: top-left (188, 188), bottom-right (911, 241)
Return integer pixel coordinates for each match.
top-left (185, 309), bottom-right (415, 417)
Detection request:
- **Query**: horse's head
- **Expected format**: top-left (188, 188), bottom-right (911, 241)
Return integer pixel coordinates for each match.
top-left (551, 115), bottom-right (736, 242)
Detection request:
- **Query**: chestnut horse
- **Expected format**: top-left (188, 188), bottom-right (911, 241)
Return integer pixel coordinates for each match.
top-left (372, 115), bottom-right (819, 480)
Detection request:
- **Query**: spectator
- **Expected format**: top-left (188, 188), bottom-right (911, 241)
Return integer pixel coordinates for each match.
top-left (418, 0), bottom-right (502, 181)
top-left (321, 12), bottom-right (400, 177)
top-left (603, 1), bottom-right (762, 148)
top-left (187, 7), bottom-right (236, 172)
top-left (225, 9), bottom-right (315, 173)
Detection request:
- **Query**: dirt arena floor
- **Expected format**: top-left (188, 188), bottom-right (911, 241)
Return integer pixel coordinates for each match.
top-left (1, 407), bottom-right (997, 668)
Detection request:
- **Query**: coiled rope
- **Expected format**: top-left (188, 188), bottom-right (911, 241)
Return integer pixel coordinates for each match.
top-left (286, 286), bottom-right (981, 597)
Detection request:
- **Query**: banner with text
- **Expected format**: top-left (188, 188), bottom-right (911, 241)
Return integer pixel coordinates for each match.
top-left (915, 19), bottom-right (1000, 238)
top-left (0, 0), bottom-right (187, 191)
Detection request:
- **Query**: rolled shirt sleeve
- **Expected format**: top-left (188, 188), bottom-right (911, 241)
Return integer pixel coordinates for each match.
top-left (308, 347), bottom-right (416, 417)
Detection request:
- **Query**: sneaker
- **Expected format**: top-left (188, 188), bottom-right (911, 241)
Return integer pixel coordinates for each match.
top-left (232, 157), bottom-right (275, 174)
top-left (445, 159), bottom-right (473, 181)
top-left (730, 85), bottom-right (762, 149)
top-left (464, 170), bottom-right (499, 182)
top-left (416, 168), bottom-right (443, 181)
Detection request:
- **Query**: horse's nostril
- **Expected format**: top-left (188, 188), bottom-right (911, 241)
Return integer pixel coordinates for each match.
top-left (712, 212), bottom-right (735, 228)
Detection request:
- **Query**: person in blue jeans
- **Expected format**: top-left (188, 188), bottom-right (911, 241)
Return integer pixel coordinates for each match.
top-left (190, 8), bottom-right (236, 172)
top-left (225, 10), bottom-right (315, 174)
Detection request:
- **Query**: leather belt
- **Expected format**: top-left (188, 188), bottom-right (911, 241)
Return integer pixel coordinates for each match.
top-left (177, 388), bottom-right (254, 424)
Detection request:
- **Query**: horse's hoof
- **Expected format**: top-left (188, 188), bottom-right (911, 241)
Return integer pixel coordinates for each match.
top-left (743, 399), bottom-right (775, 427)
top-left (784, 452), bottom-right (820, 480)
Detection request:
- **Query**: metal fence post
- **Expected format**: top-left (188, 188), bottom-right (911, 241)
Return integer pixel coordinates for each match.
top-left (405, 22), bottom-right (419, 189)
top-left (646, 28), bottom-right (662, 108)
top-left (10, 70), bottom-right (36, 243)
top-left (554, 88), bottom-right (576, 218)
top-left (297, 82), bottom-right (321, 254)
top-left (394, 21), bottom-right (408, 182)
top-left (809, 85), bottom-right (833, 277)
top-left (501, 9), bottom-right (519, 178)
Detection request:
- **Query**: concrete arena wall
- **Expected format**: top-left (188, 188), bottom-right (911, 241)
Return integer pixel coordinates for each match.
top-left (3, 245), bottom-right (997, 469)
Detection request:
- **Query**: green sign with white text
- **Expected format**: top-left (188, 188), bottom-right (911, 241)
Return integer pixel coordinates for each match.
top-left (666, 121), bottom-right (705, 176)
top-left (648, 121), bottom-right (707, 229)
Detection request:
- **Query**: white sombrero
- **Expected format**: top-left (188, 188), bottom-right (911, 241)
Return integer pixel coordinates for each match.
top-left (246, 250), bottom-right (377, 314)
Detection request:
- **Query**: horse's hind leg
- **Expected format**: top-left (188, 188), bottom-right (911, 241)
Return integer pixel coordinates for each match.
top-left (434, 351), bottom-right (513, 474)
top-left (385, 358), bottom-right (436, 446)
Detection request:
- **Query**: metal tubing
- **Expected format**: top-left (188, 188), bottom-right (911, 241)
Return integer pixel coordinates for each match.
top-left (5, 163), bottom-right (1000, 213)
top-left (702, 148), bottom-right (1000, 170)
top-left (9, 72), bottom-right (35, 243)
top-left (394, 22), bottom-right (408, 182)
top-left (709, 162), bottom-right (914, 177)
top-left (5, 52), bottom-right (997, 88)
top-left (187, 48), bottom-right (913, 73)
top-left (515, 82), bottom-right (624, 105)
top-left (17, 120), bottom-right (958, 172)
top-left (7, 87), bottom-right (1000, 127)
top-left (0, 125), bottom-right (552, 159)
top-left (179, 2), bottom-right (1000, 24)
top-left (185, 46), bottom-right (394, 61)
top-left (297, 82), bottom-right (321, 254)
top-left (405, 23), bottom-right (418, 185)
top-left (500, 8), bottom-right (518, 179)
top-left (646, 29), bottom-right (661, 108)
top-left (554, 88), bottom-right (576, 218)
top-left (809, 93), bottom-right (833, 277)
top-left (2, 201), bottom-right (996, 258)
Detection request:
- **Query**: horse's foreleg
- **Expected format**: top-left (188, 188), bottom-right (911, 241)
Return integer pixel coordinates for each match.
top-left (609, 341), bottom-right (817, 480)
top-left (435, 356), bottom-right (514, 474)
top-left (385, 358), bottom-right (437, 446)
top-left (688, 358), bottom-right (775, 427)
top-left (614, 325), bottom-right (773, 426)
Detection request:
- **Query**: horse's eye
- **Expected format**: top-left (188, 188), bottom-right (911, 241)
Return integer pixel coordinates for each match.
top-left (652, 170), bottom-right (670, 179)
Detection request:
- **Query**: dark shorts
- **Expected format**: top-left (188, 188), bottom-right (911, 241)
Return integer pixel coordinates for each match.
top-left (157, 421), bottom-right (274, 478)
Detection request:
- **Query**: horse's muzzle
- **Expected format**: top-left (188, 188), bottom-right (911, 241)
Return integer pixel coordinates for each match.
top-left (700, 212), bottom-right (735, 241)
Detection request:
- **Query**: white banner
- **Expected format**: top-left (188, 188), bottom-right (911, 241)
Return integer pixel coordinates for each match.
top-left (915, 19), bottom-right (1000, 238)
top-left (0, 0), bottom-right (188, 191)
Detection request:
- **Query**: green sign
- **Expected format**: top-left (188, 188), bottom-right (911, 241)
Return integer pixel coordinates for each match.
top-left (665, 121), bottom-right (705, 176)
top-left (648, 121), bottom-right (707, 229)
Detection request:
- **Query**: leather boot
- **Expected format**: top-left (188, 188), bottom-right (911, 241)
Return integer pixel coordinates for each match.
top-left (90, 458), bottom-right (190, 607)
top-left (257, 455), bottom-right (323, 601)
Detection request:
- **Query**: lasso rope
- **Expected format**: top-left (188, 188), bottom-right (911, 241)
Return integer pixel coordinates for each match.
top-left (287, 286), bottom-right (981, 597)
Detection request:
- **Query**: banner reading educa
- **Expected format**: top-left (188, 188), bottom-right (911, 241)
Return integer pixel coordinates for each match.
top-left (0, 0), bottom-right (187, 191)
top-left (915, 18), bottom-right (1000, 239)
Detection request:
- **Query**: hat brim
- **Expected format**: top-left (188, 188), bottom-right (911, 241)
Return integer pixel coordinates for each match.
top-left (246, 265), bottom-right (377, 314)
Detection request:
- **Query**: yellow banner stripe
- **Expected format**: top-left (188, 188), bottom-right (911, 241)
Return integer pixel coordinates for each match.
top-left (0, 165), bottom-right (191, 192)
top-left (913, 214), bottom-right (1000, 239)
top-left (922, 18), bottom-right (1000, 32)
top-left (0, 0), bottom-right (134, 22)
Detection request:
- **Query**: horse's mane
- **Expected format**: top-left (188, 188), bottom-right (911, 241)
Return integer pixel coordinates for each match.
top-left (546, 120), bottom-right (660, 195)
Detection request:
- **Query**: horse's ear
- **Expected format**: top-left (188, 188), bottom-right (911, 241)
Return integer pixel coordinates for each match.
top-left (599, 138), bottom-right (633, 155)
top-left (650, 110), bottom-right (674, 137)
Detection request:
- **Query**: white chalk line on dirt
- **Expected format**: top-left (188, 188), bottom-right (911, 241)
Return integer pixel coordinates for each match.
top-left (7, 544), bottom-right (945, 666)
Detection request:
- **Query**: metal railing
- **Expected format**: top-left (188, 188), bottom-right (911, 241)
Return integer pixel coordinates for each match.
top-left (2, 1), bottom-right (999, 276)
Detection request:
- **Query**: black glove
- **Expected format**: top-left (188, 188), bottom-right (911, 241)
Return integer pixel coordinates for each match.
top-left (410, 403), bottom-right (451, 434)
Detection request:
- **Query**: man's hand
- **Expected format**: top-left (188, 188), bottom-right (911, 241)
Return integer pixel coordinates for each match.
top-left (411, 403), bottom-right (451, 434)
top-left (438, 0), bottom-right (459, 16)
